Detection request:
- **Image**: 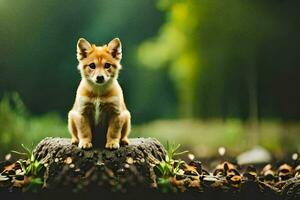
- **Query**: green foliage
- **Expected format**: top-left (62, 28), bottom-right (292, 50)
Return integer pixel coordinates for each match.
top-left (0, 0), bottom-right (298, 171)
top-left (23, 177), bottom-right (43, 193)
top-left (165, 142), bottom-right (188, 170)
top-left (13, 144), bottom-right (43, 177)
top-left (1, 0), bottom-right (299, 123)
top-left (12, 144), bottom-right (44, 192)
top-left (0, 93), bottom-right (68, 156)
top-left (138, 0), bottom-right (299, 120)
top-left (155, 142), bottom-right (187, 192)
top-left (0, 0), bottom-right (299, 123)
top-left (135, 119), bottom-right (300, 156)
top-left (0, 0), bottom-right (167, 124)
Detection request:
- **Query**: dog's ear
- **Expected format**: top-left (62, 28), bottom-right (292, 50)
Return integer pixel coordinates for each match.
top-left (107, 38), bottom-right (122, 60)
top-left (77, 38), bottom-right (91, 60)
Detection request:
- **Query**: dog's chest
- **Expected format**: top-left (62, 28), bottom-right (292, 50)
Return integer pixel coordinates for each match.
top-left (79, 96), bottom-right (120, 125)
top-left (93, 100), bottom-right (103, 124)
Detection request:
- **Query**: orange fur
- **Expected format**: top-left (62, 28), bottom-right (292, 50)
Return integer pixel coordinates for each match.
top-left (68, 38), bottom-right (130, 150)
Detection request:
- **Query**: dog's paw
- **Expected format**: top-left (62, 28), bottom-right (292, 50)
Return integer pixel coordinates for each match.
top-left (105, 141), bottom-right (120, 150)
top-left (79, 141), bottom-right (93, 150)
top-left (120, 138), bottom-right (129, 146)
top-left (71, 138), bottom-right (79, 145)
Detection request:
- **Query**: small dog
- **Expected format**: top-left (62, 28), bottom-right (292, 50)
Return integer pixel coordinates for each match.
top-left (68, 38), bottom-right (131, 150)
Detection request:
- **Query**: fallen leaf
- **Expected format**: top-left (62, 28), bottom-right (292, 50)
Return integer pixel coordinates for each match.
top-left (2, 163), bottom-right (16, 174)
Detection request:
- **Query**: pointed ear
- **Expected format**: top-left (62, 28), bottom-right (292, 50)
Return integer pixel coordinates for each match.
top-left (107, 38), bottom-right (122, 60)
top-left (77, 38), bottom-right (91, 60)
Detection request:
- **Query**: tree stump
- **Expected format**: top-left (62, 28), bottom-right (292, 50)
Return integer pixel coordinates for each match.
top-left (33, 137), bottom-right (166, 192)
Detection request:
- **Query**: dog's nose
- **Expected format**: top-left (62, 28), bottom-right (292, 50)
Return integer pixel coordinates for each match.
top-left (96, 75), bottom-right (105, 83)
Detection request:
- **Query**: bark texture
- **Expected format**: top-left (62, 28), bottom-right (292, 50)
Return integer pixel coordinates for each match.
top-left (33, 137), bottom-right (166, 192)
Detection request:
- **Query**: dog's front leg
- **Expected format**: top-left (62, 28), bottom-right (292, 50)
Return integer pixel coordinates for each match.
top-left (76, 113), bottom-right (93, 149)
top-left (105, 114), bottom-right (123, 149)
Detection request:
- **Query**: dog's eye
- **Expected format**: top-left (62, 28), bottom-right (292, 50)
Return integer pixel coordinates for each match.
top-left (104, 63), bottom-right (111, 69)
top-left (89, 63), bottom-right (96, 69)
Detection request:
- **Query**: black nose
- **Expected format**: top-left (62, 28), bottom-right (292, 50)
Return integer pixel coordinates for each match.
top-left (96, 75), bottom-right (105, 83)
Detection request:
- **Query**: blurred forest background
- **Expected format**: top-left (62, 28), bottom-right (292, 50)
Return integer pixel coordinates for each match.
top-left (0, 0), bottom-right (299, 158)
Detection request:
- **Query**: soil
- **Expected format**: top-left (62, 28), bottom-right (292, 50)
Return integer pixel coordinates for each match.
top-left (0, 137), bottom-right (299, 200)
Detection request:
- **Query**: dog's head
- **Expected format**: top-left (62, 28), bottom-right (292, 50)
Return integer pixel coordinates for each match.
top-left (76, 38), bottom-right (122, 86)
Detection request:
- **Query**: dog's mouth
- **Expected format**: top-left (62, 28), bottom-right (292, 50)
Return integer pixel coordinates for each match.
top-left (94, 81), bottom-right (106, 86)
top-left (96, 79), bottom-right (105, 84)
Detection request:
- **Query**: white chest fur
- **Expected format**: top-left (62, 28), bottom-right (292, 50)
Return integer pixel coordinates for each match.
top-left (78, 96), bottom-right (121, 124)
top-left (94, 99), bottom-right (102, 124)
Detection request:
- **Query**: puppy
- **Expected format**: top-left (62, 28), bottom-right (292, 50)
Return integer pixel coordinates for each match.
top-left (68, 38), bottom-right (130, 150)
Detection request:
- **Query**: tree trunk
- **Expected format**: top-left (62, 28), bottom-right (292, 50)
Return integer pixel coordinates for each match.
top-left (33, 137), bottom-right (166, 192)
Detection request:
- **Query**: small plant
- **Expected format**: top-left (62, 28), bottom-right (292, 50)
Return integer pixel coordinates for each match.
top-left (155, 142), bottom-right (188, 192)
top-left (12, 144), bottom-right (44, 192)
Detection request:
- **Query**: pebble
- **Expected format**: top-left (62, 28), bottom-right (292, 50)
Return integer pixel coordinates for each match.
top-left (243, 171), bottom-right (257, 181)
top-left (228, 175), bottom-right (242, 188)
top-left (295, 165), bottom-right (300, 177)
top-left (202, 176), bottom-right (218, 185)
top-left (5, 153), bottom-right (11, 161)
top-left (261, 164), bottom-right (275, 181)
top-left (126, 157), bottom-right (134, 164)
top-left (54, 158), bottom-right (59, 163)
top-left (69, 164), bottom-right (75, 168)
top-left (96, 162), bottom-right (105, 166)
top-left (278, 163), bottom-right (292, 180)
top-left (189, 160), bottom-right (202, 174)
top-left (218, 147), bottom-right (226, 156)
top-left (0, 175), bottom-right (9, 181)
top-left (105, 169), bottom-right (114, 177)
top-left (177, 169), bottom-right (185, 175)
top-left (65, 157), bottom-right (73, 164)
top-left (237, 146), bottom-right (271, 165)
top-left (188, 153), bottom-right (195, 161)
top-left (184, 170), bottom-right (198, 176)
top-left (117, 168), bottom-right (125, 174)
top-left (292, 153), bottom-right (298, 160)
top-left (15, 169), bottom-right (24, 175)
